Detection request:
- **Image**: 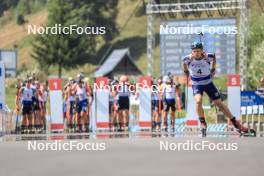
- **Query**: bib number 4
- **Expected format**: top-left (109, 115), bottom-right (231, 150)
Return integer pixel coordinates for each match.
top-left (197, 69), bottom-right (202, 74)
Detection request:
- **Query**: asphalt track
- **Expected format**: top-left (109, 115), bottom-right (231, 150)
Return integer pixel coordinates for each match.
top-left (0, 132), bottom-right (264, 176)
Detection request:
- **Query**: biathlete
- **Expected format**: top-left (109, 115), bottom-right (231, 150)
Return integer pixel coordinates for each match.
top-left (17, 79), bottom-right (34, 134)
top-left (162, 75), bottom-right (177, 132)
top-left (182, 41), bottom-right (256, 137)
top-left (117, 75), bottom-right (130, 132)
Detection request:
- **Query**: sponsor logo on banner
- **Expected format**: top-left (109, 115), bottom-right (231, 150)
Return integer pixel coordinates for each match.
top-left (241, 91), bottom-right (264, 106)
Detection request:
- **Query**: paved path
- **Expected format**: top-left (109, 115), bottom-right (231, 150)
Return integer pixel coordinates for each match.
top-left (0, 134), bottom-right (264, 176)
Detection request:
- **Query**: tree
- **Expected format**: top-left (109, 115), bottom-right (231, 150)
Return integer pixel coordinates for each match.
top-left (247, 12), bottom-right (264, 89)
top-left (16, 0), bottom-right (31, 15)
top-left (0, 0), bottom-right (19, 16)
top-left (248, 41), bottom-right (264, 88)
top-left (32, 0), bottom-right (119, 78)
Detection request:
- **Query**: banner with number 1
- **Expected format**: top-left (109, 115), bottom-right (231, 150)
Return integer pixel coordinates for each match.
top-left (49, 78), bottom-right (64, 132)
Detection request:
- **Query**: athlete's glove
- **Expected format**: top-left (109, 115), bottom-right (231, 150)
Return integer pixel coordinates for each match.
top-left (15, 105), bottom-right (20, 113)
top-left (184, 70), bottom-right (190, 76)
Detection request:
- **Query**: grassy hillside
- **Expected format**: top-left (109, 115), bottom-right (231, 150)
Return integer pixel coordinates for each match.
top-left (1, 0), bottom-right (264, 109)
top-left (0, 0), bottom-right (153, 79)
top-left (1, 0), bottom-right (263, 78)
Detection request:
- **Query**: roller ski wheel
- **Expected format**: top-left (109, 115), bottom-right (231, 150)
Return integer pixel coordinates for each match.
top-left (201, 128), bottom-right (207, 137)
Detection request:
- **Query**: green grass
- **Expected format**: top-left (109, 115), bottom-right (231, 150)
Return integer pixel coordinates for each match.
top-left (5, 86), bottom-right (16, 110)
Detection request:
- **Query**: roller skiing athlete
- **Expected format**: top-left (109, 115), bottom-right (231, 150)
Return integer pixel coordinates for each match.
top-left (182, 41), bottom-right (256, 137)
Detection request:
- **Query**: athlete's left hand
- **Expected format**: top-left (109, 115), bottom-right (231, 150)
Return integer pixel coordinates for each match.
top-left (202, 52), bottom-right (207, 59)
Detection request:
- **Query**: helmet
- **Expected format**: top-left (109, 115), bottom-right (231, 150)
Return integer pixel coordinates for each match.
top-left (120, 75), bottom-right (128, 82)
top-left (191, 41), bottom-right (203, 49)
top-left (163, 75), bottom-right (170, 83)
top-left (28, 76), bottom-right (33, 82)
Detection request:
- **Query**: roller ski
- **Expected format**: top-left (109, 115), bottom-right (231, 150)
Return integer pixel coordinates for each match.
top-left (239, 129), bottom-right (256, 137)
top-left (231, 117), bottom-right (256, 137)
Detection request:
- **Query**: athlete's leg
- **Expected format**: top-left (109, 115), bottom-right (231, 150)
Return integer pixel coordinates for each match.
top-left (79, 101), bottom-right (87, 132)
top-left (155, 111), bottom-right (161, 131)
top-left (170, 110), bottom-right (175, 131)
top-left (156, 100), bottom-right (163, 130)
top-left (118, 110), bottom-right (123, 130)
top-left (69, 101), bottom-right (75, 132)
top-left (213, 98), bottom-right (248, 133)
top-left (114, 110), bottom-right (119, 131)
top-left (85, 108), bottom-right (90, 132)
top-left (213, 99), bottom-right (233, 119)
top-left (28, 109), bottom-right (34, 134)
top-left (194, 93), bottom-right (207, 136)
top-left (153, 111), bottom-right (158, 130)
top-left (123, 109), bottom-right (129, 130)
top-left (162, 101), bottom-right (169, 131)
top-left (80, 111), bottom-right (83, 132)
top-left (152, 100), bottom-right (157, 130)
top-left (41, 106), bottom-right (46, 132)
top-left (170, 100), bottom-right (176, 131)
top-left (75, 101), bottom-right (81, 133)
top-left (125, 97), bottom-right (130, 130)
top-left (28, 112), bottom-right (33, 134)
top-left (109, 103), bottom-right (114, 131)
top-left (194, 94), bottom-right (204, 117)
top-left (80, 111), bottom-right (86, 132)
top-left (21, 111), bottom-right (28, 134)
top-left (206, 82), bottom-right (251, 134)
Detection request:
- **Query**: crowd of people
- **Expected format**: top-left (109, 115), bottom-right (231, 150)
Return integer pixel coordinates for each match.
top-left (62, 73), bottom-right (184, 133)
top-left (14, 72), bottom-right (185, 134)
top-left (15, 74), bottom-right (48, 134)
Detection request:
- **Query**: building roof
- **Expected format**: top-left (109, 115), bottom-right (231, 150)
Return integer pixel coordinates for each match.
top-left (94, 48), bottom-right (141, 77)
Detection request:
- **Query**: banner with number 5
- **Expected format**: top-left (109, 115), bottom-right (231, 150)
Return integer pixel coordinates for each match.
top-left (228, 75), bottom-right (241, 119)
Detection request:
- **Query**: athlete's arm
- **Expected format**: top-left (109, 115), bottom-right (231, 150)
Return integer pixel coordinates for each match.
top-left (182, 55), bottom-right (191, 76)
top-left (182, 62), bottom-right (189, 76)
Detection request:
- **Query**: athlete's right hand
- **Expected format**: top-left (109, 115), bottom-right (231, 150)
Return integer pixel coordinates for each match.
top-left (211, 68), bottom-right (216, 77)
top-left (184, 70), bottom-right (190, 76)
top-left (15, 107), bottom-right (19, 113)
